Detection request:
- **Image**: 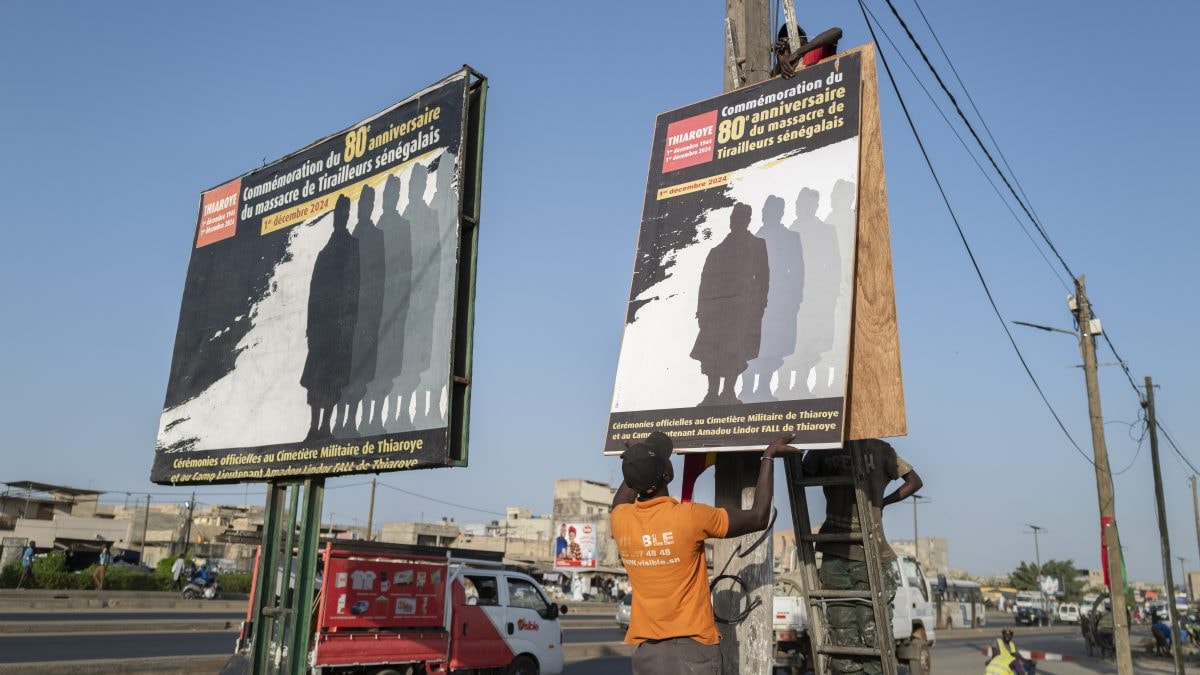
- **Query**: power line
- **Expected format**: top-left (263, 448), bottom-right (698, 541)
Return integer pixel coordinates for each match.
top-left (905, 0), bottom-right (1054, 275)
top-left (868, 0), bottom-right (1200, 479)
top-left (377, 481), bottom-right (507, 517)
top-left (856, 0), bottom-right (1093, 466)
top-left (871, 0), bottom-right (1076, 281)
top-left (856, 1), bottom-right (1069, 292)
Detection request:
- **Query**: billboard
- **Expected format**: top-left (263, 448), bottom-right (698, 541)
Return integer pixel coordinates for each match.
top-left (606, 53), bottom-right (862, 453)
top-left (153, 68), bottom-right (487, 485)
top-left (554, 523), bottom-right (597, 569)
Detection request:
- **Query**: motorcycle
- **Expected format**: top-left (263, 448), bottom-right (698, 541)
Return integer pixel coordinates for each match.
top-left (182, 574), bottom-right (220, 600)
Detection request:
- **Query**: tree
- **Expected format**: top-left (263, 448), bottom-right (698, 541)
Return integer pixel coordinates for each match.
top-left (1009, 559), bottom-right (1085, 601)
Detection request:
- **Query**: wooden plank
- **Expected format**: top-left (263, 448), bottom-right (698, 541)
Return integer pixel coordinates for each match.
top-left (845, 42), bottom-right (907, 440)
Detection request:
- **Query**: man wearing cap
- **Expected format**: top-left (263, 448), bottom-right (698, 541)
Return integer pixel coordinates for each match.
top-left (611, 430), bottom-right (795, 674)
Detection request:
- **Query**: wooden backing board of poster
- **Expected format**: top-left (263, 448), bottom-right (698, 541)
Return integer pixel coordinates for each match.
top-left (845, 42), bottom-right (906, 441)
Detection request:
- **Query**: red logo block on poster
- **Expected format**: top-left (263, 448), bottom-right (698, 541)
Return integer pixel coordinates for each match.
top-left (195, 178), bottom-right (241, 248)
top-left (661, 110), bottom-right (718, 173)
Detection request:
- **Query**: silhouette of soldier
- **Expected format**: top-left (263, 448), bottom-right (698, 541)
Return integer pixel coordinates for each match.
top-left (781, 187), bottom-right (842, 396)
top-left (374, 174), bottom-right (414, 433)
top-left (301, 195), bottom-right (360, 442)
top-left (690, 202), bottom-right (769, 406)
top-left (334, 185), bottom-right (385, 438)
top-left (398, 163), bottom-right (441, 428)
top-left (821, 179), bottom-right (856, 395)
top-left (743, 195), bottom-right (804, 402)
top-left (423, 152), bottom-right (459, 425)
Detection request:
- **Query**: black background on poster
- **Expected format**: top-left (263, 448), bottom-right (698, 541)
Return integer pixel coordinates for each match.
top-left (612, 53), bottom-right (861, 451)
top-left (154, 73), bottom-right (473, 485)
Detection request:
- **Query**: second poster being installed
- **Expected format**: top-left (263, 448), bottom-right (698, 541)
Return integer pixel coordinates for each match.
top-left (607, 52), bottom-right (862, 453)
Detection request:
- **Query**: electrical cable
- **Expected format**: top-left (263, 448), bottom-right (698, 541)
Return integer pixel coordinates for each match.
top-left (376, 481), bottom-right (507, 517)
top-left (867, 0), bottom-right (1200, 480)
top-left (856, 1), bottom-right (1070, 292)
top-left (856, 0), bottom-right (1094, 466)
top-left (905, 0), bottom-right (1065, 291)
top-left (871, 0), bottom-right (1076, 282)
top-left (710, 507), bottom-right (776, 625)
top-left (1111, 420), bottom-right (1146, 476)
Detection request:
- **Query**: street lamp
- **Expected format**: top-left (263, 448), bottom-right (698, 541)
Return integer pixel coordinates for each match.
top-left (911, 495), bottom-right (932, 568)
top-left (1025, 524), bottom-right (1047, 612)
top-left (1178, 557), bottom-right (1189, 603)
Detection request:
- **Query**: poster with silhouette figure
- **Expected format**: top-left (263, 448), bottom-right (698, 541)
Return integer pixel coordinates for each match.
top-left (606, 53), bottom-right (861, 453)
top-left (152, 68), bottom-right (487, 485)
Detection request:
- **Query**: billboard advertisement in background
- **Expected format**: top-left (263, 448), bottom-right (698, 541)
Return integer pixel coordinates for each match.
top-left (606, 53), bottom-right (862, 453)
top-left (554, 523), bottom-right (597, 569)
top-left (152, 68), bottom-right (487, 485)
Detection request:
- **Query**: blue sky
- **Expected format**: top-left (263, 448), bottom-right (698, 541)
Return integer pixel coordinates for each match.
top-left (1, 2), bottom-right (1197, 582)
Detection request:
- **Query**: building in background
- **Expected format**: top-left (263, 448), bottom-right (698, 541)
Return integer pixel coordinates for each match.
top-left (552, 479), bottom-right (618, 568)
top-left (891, 537), bottom-right (950, 575)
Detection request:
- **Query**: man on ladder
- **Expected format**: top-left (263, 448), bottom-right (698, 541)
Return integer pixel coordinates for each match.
top-left (803, 438), bottom-right (922, 674)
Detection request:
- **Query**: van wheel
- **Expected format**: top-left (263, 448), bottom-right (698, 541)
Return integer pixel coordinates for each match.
top-left (505, 655), bottom-right (539, 675)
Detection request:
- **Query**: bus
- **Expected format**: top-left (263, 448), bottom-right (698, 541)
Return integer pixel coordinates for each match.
top-left (939, 579), bottom-right (986, 629)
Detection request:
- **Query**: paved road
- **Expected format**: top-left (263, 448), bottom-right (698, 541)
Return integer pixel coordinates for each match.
top-left (564, 627), bottom-right (625, 643)
top-left (0, 631), bottom-right (234, 663)
top-left (561, 627), bottom-right (1183, 674)
top-left (0, 611), bottom-right (241, 623)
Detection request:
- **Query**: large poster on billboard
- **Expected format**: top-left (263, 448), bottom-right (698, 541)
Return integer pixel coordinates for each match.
top-left (153, 68), bottom-right (486, 485)
top-left (554, 523), bottom-right (597, 569)
top-left (606, 54), bottom-right (861, 453)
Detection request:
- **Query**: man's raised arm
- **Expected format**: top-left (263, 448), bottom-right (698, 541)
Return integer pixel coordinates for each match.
top-left (725, 434), bottom-right (797, 537)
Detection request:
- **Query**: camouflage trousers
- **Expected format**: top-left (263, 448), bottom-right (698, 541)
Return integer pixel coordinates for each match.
top-left (817, 555), bottom-right (896, 675)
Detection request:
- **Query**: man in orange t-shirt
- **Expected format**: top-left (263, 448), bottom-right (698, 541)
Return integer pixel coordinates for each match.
top-left (611, 431), bottom-right (795, 674)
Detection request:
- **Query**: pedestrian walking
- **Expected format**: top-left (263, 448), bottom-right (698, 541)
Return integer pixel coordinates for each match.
top-left (171, 554), bottom-right (187, 592)
top-left (16, 541), bottom-right (35, 589)
top-left (610, 430), bottom-right (795, 675)
top-left (92, 542), bottom-right (111, 590)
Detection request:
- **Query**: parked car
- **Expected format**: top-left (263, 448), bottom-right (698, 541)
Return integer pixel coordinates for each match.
top-left (1058, 603), bottom-right (1080, 624)
top-left (1016, 606), bottom-right (1050, 626)
top-left (616, 593), bottom-right (632, 631)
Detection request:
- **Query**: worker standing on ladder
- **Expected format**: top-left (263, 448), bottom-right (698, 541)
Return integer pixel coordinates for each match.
top-left (611, 431), bottom-right (796, 675)
top-left (804, 438), bottom-right (923, 674)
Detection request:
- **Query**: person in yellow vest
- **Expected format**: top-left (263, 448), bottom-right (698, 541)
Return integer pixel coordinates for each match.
top-left (985, 628), bottom-right (1035, 674)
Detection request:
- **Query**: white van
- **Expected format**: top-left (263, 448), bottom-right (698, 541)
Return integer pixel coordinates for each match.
top-left (1058, 603), bottom-right (1080, 624)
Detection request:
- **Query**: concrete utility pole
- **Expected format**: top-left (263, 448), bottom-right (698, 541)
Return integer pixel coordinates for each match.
top-left (139, 494), bottom-right (151, 564)
top-left (179, 492), bottom-right (196, 556)
top-left (1143, 376), bottom-right (1184, 675)
top-left (1073, 275), bottom-right (1133, 673)
top-left (366, 479), bottom-right (377, 541)
top-left (1191, 475), bottom-right (1200, 592)
top-left (1025, 524), bottom-right (1046, 611)
top-left (715, 3), bottom-right (774, 673)
top-left (912, 495), bottom-right (931, 567)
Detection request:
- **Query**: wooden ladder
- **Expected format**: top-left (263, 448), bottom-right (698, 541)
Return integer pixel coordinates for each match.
top-left (784, 442), bottom-right (899, 675)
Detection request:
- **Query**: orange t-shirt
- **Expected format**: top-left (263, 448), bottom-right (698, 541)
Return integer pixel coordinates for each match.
top-left (610, 497), bottom-right (729, 645)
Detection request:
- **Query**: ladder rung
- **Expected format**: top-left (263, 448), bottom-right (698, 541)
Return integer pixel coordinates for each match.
top-left (807, 589), bottom-right (873, 600)
top-left (818, 645), bottom-right (883, 657)
top-left (791, 475), bottom-right (854, 487)
top-left (800, 532), bottom-right (863, 543)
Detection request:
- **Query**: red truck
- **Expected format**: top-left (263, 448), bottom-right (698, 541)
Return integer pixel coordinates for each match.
top-left (234, 541), bottom-right (568, 674)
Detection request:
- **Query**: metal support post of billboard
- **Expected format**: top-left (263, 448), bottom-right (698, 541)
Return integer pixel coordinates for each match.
top-left (288, 479), bottom-right (325, 675)
top-left (250, 483), bottom-right (286, 674)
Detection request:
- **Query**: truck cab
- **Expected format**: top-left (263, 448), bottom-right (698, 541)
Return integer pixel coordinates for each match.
top-left (237, 541), bottom-right (566, 675)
